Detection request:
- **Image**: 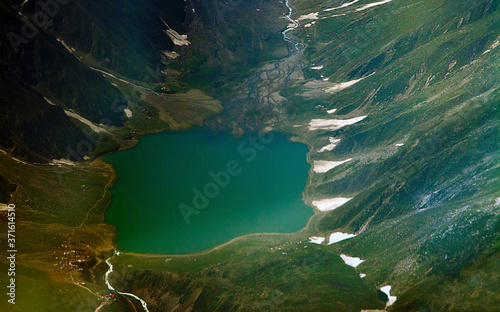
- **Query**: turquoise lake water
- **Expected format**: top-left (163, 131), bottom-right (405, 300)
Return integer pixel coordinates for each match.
top-left (104, 129), bottom-right (312, 254)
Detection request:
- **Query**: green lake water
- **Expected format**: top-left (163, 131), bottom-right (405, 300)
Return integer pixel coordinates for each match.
top-left (104, 129), bottom-right (313, 254)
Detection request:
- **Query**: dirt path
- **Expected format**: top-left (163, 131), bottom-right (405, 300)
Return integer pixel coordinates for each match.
top-left (79, 174), bottom-right (114, 227)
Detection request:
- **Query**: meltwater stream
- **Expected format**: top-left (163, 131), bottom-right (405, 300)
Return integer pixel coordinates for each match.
top-left (283, 0), bottom-right (302, 52)
top-left (105, 252), bottom-right (150, 312)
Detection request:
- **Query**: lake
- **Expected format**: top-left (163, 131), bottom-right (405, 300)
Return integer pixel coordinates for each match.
top-left (104, 129), bottom-right (312, 254)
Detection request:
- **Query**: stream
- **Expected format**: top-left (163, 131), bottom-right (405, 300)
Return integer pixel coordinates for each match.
top-left (241, 0), bottom-right (304, 111)
top-left (105, 252), bottom-right (150, 312)
top-left (283, 0), bottom-right (302, 52)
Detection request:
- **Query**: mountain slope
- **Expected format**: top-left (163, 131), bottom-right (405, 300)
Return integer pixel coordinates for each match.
top-left (282, 0), bottom-right (500, 310)
top-left (113, 0), bottom-right (499, 310)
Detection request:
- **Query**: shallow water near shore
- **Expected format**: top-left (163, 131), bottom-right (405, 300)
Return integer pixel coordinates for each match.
top-left (105, 129), bottom-right (313, 254)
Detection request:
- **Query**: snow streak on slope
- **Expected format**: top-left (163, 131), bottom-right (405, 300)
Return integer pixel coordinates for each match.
top-left (357, 0), bottom-right (393, 11)
top-left (340, 254), bottom-right (364, 268)
top-left (160, 17), bottom-right (190, 46)
top-left (313, 159), bottom-right (352, 173)
top-left (328, 232), bottom-right (357, 244)
top-left (312, 198), bottom-right (352, 211)
top-left (308, 116), bottom-right (367, 130)
top-left (324, 0), bottom-right (360, 11)
top-left (318, 137), bottom-right (341, 153)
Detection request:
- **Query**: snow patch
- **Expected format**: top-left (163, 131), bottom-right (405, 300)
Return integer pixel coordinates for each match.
top-left (308, 116), bottom-right (367, 130)
top-left (50, 159), bottom-right (76, 167)
top-left (0, 149), bottom-right (27, 165)
top-left (44, 97), bottom-right (56, 106)
top-left (64, 110), bottom-right (109, 134)
top-left (321, 13), bottom-right (347, 20)
top-left (90, 67), bottom-right (152, 92)
top-left (56, 38), bottom-right (76, 54)
top-left (309, 236), bottom-right (326, 244)
top-left (0, 203), bottom-right (10, 212)
top-left (326, 109), bottom-right (337, 114)
top-left (380, 285), bottom-right (397, 307)
top-left (360, 273), bottom-right (366, 278)
top-left (161, 17), bottom-right (190, 46)
top-left (311, 65), bottom-right (324, 70)
top-left (340, 254), bottom-right (364, 268)
top-left (357, 0), bottom-right (393, 11)
top-left (328, 232), bottom-right (356, 244)
top-left (313, 159), bottom-right (352, 173)
top-left (318, 137), bottom-right (341, 153)
top-left (312, 198), bottom-right (352, 211)
top-left (324, 73), bottom-right (374, 93)
top-left (166, 29), bottom-right (190, 46)
top-left (395, 143), bottom-right (404, 146)
top-left (163, 51), bottom-right (180, 59)
top-left (124, 108), bottom-right (133, 118)
top-left (324, 0), bottom-right (360, 11)
top-left (298, 12), bottom-right (319, 21)
top-left (325, 78), bottom-right (363, 93)
top-left (491, 39), bottom-right (500, 50)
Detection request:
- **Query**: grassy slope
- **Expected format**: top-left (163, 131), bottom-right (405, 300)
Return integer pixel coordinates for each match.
top-left (283, 0), bottom-right (500, 310)
top-left (111, 236), bottom-right (384, 311)
top-left (0, 152), bottom-right (124, 312)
